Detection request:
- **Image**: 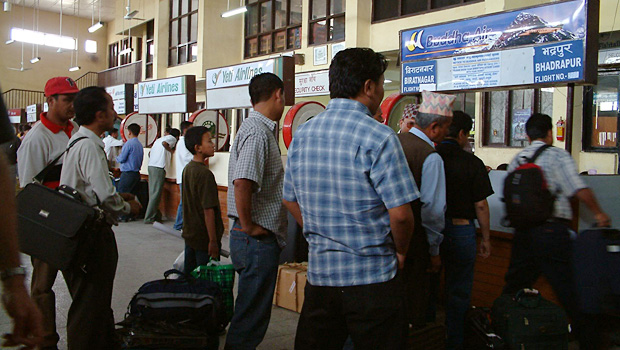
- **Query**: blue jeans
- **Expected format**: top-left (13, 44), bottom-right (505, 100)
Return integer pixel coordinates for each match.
top-left (442, 220), bottom-right (477, 350)
top-left (225, 221), bottom-right (281, 350)
top-left (184, 245), bottom-right (211, 275)
top-left (174, 184), bottom-right (183, 230)
top-left (117, 171), bottom-right (140, 194)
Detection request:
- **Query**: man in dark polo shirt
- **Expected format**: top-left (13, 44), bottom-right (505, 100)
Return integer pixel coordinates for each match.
top-left (436, 111), bottom-right (493, 350)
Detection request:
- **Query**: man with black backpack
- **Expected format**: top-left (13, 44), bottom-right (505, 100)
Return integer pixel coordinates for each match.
top-left (502, 113), bottom-right (610, 348)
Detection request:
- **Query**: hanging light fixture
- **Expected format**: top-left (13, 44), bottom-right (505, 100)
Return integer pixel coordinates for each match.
top-left (68, 0), bottom-right (80, 71)
top-left (88, 0), bottom-right (103, 33)
top-left (221, 0), bottom-right (246, 18)
top-left (30, 0), bottom-right (40, 63)
top-left (57, 0), bottom-right (64, 52)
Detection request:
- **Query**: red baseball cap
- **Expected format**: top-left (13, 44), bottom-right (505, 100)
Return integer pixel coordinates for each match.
top-left (44, 77), bottom-right (80, 96)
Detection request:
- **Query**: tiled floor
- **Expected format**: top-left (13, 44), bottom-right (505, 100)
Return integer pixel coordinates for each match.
top-left (0, 220), bottom-right (300, 350)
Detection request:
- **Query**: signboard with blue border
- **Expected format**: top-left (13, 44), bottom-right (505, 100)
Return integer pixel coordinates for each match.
top-left (398, 0), bottom-right (597, 93)
top-left (533, 40), bottom-right (584, 84)
top-left (401, 61), bottom-right (437, 93)
top-left (401, 0), bottom-right (586, 63)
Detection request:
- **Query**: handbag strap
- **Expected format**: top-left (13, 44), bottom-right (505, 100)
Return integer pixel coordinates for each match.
top-left (33, 136), bottom-right (88, 184)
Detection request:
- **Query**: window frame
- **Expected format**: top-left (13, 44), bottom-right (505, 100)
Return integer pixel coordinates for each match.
top-left (108, 38), bottom-right (133, 68)
top-left (145, 20), bottom-right (155, 79)
top-left (582, 68), bottom-right (620, 153)
top-left (308, 0), bottom-right (345, 46)
top-left (244, 0), bottom-right (302, 59)
top-left (168, 0), bottom-right (199, 67)
top-left (481, 89), bottom-right (546, 148)
top-left (371, 0), bottom-right (482, 24)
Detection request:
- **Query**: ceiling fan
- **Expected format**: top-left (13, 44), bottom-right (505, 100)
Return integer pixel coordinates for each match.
top-left (7, 0), bottom-right (31, 72)
top-left (7, 62), bottom-right (32, 72)
top-left (124, 0), bottom-right (145, 20)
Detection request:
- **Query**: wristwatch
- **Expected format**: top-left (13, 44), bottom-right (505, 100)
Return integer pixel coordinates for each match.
top-left (0, 266), bottom-right (26, 282)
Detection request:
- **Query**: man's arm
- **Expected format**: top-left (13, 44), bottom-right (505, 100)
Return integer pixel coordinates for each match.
top-left (574, 188), bottom-right (611, 227)
top-left (283, 199), bottom-right (303, 227)
top-left (388, 203), bottom-right (414, 270)
top-left (162, 141), bottom-right (173, 153)
top-left (420, 154), bottom-right (446, 272)
top-left (116, 143), bottom-right (130, 164)
top-left (474, 199), bottom-right (491, 258)
top-left (234, 179), bottom-right (269, 237)
top-left (0, 153), bottom-right (43, 349)
top-left (204, 208), bottom-right (220, 259)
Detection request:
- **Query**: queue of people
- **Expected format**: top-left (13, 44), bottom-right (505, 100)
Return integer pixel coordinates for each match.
top-left (0, 47), bottom-right (612, 350)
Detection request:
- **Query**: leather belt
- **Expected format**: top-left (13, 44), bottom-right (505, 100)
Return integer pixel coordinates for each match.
top-left (450, 218), bottom-right (471, 225)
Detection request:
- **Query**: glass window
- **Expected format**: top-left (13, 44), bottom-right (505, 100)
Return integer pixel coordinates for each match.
top-left (374, 0), bottom-right (482, 22)
top-left (169, 0), bottom-right (198, 66)
top-left (244, 0), bottom-right (302, 58)
top-left (312, 0), bottom-right (326, 19)
top-left (275, 0), bottom-right (286, 29)
top-left (145, 20), bottom-right (154, 79)
top-left (309, 0), bottom-right (345, 45)
top-left (583, 73), bottom-right (620, 151)
top-left (483, 89), bottom-right (551, 147)
top-left (260, 1), bottom-right (272, 32)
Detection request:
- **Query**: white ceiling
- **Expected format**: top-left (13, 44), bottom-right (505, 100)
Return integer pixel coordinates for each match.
top-left (16, 0), bottom-right (117, 22)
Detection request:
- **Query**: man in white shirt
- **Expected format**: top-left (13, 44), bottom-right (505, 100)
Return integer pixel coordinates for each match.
top-left (102, 128), bottom-right (123, 169)
top-left (17, 76), bottom-right (80, 350)
top-left (144, 128), bottom-right (180, 224)
top-left (173, 121), bottom-right (193, 231)
top-left (60, 86), bottom-right (140, 349)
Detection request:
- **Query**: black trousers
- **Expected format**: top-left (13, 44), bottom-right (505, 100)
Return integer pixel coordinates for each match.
top-left (503, 221), bottom-right (598, 350)
top-left (294, 274), bottom-right (407, 350)
top-left (62, 226), bottom-right (119, 350)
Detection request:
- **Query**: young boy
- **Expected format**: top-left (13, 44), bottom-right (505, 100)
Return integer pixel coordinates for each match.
top-left (182, 126), bottom-right (224, 274)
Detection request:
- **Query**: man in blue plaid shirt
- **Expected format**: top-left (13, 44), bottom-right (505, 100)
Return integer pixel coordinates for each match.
top-left (283, 48), bottom-right (419, 350)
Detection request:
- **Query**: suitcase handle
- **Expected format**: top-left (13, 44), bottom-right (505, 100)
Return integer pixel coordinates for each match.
top-left (515, 288), bottom-right (541, 308)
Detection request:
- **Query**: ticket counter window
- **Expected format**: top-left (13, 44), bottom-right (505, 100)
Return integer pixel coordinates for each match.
top-left (583, 73), bottom-right (619, 151)
top-left (483, 88), bottom-right (553, 147)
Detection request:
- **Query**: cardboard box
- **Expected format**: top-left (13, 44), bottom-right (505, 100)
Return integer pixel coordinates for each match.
top-left (273, 263), bottom-right (307, 313)
top-left (296, 271), bottom-right (307, 313)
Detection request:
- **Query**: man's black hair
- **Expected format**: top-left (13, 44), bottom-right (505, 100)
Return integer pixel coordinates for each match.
top-left (110, 128), bottom-right (119, 134)
top-left (329, 48), bottom-right (388, 99)
top-left (526, 113), bottom-right (552, 140)
top-left (248, 73), bottom-right (284, 105)
top-left (127, 123), bottom-right (141, 136)
top-left (447, 110), bottom-right (473, 138)
top-left (73, 86), bottom-right (109, 126)
top-left (180, 121), bottom-right (193, 134)
top-left (184, 126), bottom-right (209, 155)
top-left (169, 128), bottom-right (181, 139)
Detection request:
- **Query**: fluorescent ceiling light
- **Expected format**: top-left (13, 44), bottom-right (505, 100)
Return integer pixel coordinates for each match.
top-left (10, 28), bottom-right (76, 50)
top-left (221, 6), bottom-right (247, 18)
top-left (69, 66), bottom-right (81, 72)
top-left (384, 79), bottom-right (393, 84)
top-left (5, 39), bottom-right (14, 44)
top-left (30, 57), bottom-right (41, 63)
top-left (88, 22), bottom-right (103, 33)
top-left (124, 10), bottom-right (139, 19)
top-left (3, 1), bottom-right (11, 12)
top-left (85, 40), bottom-right (97, 53)
top-left (119, 47), bottom-right (133, 55)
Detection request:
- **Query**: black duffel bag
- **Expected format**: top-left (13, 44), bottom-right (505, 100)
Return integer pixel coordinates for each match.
top-left (17, 137), bottom-right (105, 271)
top-left (125, 269), bottom-right (227, 335)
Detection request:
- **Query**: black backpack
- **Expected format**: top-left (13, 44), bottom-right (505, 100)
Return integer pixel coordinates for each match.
top-left (503, 145), bottom-right (554, 229)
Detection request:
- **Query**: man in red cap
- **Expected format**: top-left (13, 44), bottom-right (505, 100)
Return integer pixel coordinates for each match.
top-left (17, 76), bottom-right (79, 350)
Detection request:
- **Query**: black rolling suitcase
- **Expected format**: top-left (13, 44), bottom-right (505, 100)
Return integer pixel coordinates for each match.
top-left (492, 289), bottom-right (569, 350)
top-left (463, 307), bottom-right (504, 349)
top-left (573, 227), bottom-right (620, 315)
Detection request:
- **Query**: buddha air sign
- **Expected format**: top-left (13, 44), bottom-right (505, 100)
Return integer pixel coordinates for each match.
top-left (400, 0), bottom-right (598, 93)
